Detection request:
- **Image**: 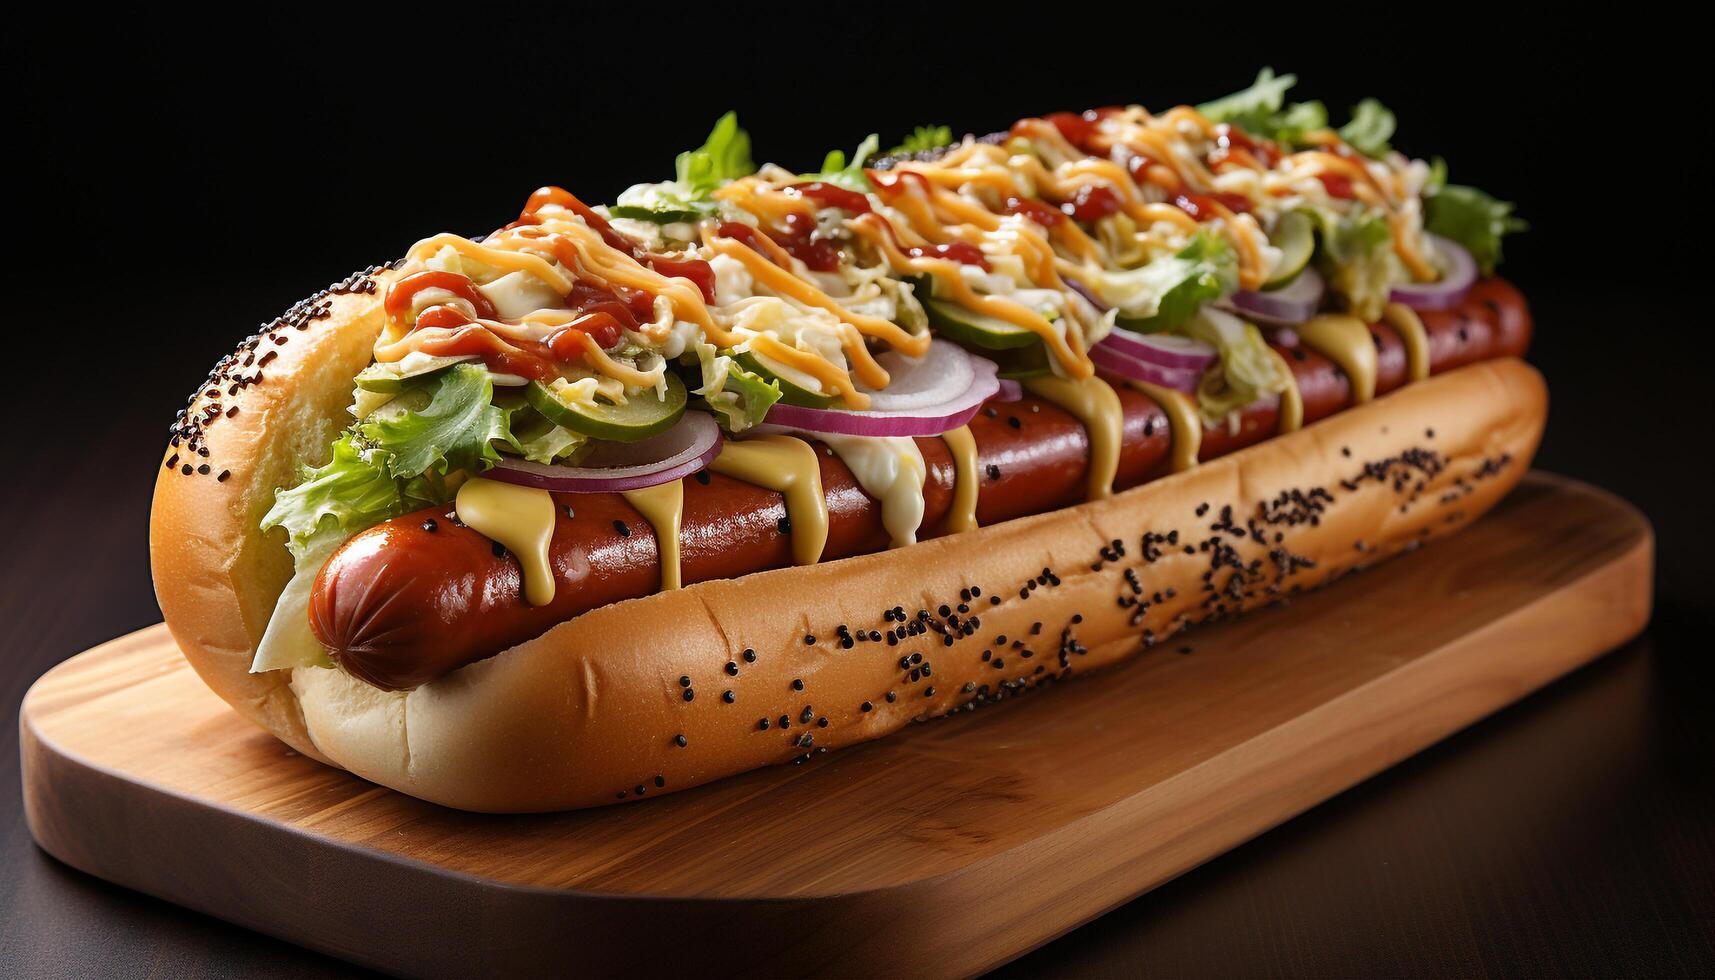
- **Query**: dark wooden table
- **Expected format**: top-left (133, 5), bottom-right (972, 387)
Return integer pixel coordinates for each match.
top-left (2, 291), bottom-right (1711, 977)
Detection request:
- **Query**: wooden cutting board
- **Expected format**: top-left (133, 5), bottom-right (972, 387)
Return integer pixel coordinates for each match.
top-left (20, 473), bottom-right (1652, 979)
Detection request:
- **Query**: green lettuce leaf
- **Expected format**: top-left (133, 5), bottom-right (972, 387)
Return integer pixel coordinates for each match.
top-left (1198, 68), bottom-right (1298, 128)
top-left (516, 427), bottom-right (585, 464)
top-left (1338, 98), bottom-right (1396, 158)
top-left (251, 527), bottom-right (344, 671)
top-left (1101, 233), bottom-right (1238, 332)
top-left (359, 365), bottom-right (517, 479)
top-left (614, 112), bottom-right (758, 221)
top-left (263, 366), bottom-right (523, 556)
top-left (801, 134), bottom-right (879, 193)
top-left (1317, 210), bottom-right (1390, 266)
top-left (706, 359), bottom-right (782, 432)
top-left (1313, 210), bottom-right (1393, 321)
top-left (1426, 156), bottom-right (1449, 194)
top-left (888, 124), bottom-right (953, 156)
top-left (261, 434), bottom-right (420, 559)
top-left (1202, 69), bottom-right (1408, 151)
top-left (1268, 99), bottom-right (1329, 145)
top-left (675, 111), bottom-right (755, 197)
top-left (1182, 309), bottom-right (1289, 424)
top-left (1425, 182), bottom-right (1526, 276)
top-left (510, 408), bottom-right (588, 464)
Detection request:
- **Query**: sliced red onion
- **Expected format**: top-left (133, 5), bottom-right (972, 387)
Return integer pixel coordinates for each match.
top-left (1089, 342), bottom-right (1203, 393)
top-left (487, 412), bottom-right (722, 492)
top-left (1097, 329), bottom-right (1216, 371)
top-left (760, 340), bottom-right (1001, 437)
top-left (859, 339), bottom-right (980, 412)
top-left (761, 391), bottom-right (993, 437)
top-left (1389, 234), bottom-right (1476, 311)
top-left (993, 378), bottom-right (1024, 403)
top-left (1062, 276), bottom-right (1109, 314)
top-left (1217, 265), bottom-right (1326, 326)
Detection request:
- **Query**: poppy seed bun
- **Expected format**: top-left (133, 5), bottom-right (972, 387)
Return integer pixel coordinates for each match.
top-left (150, 267), bottom-right (398, 765)
top-left (150, 275), bottom-right (1545, 811)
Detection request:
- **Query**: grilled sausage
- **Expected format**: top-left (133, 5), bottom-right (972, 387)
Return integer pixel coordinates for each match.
top-left (312, 280), bottom-right (1532, 690)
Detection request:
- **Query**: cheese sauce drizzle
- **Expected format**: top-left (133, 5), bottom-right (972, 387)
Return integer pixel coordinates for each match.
top-left (622, 480), bottom-right (685, 591)
top-left (1127, 381), bottom-right (1203, 471)
top-left (940, 425), bottom-right (980, 533)
top-left (454, 478), bottom-right (558, 606)
top-left (1296, 314), bottom-right (1379, 404)
top-left (1023, 375), bottom-right (1123, 499)
top-left (710, 436), bottom-right (829, 565)
top-left (1383, 303), bottom-right (1431, 383)
top-left (1267, 348), bottom-right (1305, 434)
top-left (364, 94), bottom-right (1454, 595)
top-left (374, 92), bottom-right (1439, 445)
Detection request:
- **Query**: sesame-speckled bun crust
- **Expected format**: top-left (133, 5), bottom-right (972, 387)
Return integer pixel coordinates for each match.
top-left (151, 271), bottom-right (1547, 812)
top-left (150, 265), bottom-right (398, 765)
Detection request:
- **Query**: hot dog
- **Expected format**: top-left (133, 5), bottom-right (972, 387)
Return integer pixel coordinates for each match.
top-left (150, 78), bottom-right (1538, 811)
top-left (313, 287), bottom-right (1529, 692)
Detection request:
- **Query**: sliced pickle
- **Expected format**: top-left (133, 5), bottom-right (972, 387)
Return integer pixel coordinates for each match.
top-left (524, 373), bottom-right (687, 442)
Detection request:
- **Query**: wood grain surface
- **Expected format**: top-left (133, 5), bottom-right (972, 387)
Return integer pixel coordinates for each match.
top-left (18, 473), bottom-right (1653, 978)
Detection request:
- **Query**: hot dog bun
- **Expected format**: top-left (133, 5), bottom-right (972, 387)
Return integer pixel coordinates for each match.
top-left (151, 267), bottom-right (398, 766)
top-left (151, 267), bottom-right (1546, 812)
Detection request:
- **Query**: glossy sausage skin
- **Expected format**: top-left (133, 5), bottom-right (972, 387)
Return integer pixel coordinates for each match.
top-left (312, 279), bottom-right (1533, 690)
top-left (313, 403), bottom-right (1172, 691)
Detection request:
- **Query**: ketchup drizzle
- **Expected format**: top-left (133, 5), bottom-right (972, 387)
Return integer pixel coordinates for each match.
top-left (1173, 191), bottom-right (1253, 220)
top-left (1005, 196), bottom-right (1065, 227)
top-left (904, 241), bottom-right (990, 271)
top-left (384, 271), bottom-right (498, 322)
top-left (787, 181), bottom-right (872, 214)
top-left (1063, 184), bottom-right (1122, 223)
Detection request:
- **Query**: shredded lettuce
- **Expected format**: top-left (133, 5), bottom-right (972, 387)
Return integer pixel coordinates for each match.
top-left (1337, 98), bottom-right (1396, 158)
top-left (517, 427), bottom-right (586, 464)
top-left (888, 124), bottom-right (953, 156)
top-left (262, 366), bottom-right (520, 557)
top-left (511, 409), bottom-right (588, 464)
top-left (704, 356), bottom-right (781, 432)
top-left (607, 204), bottom-right (703, 224)
top-left (882, 273), bottom-right (929, 335)
top-left (801, 134), bottom-right (879, 193)
top-left (1099, 233), bottom-right (1237, 332)
top-left (1182, 308), bottom-right (1289, 425)
top-left (1318, 211), bottom-right (1391, 266)
top-left (1425, 171), bottom-right (1526, 276)
top-left (1314, 211), bottom-right (1393, 322)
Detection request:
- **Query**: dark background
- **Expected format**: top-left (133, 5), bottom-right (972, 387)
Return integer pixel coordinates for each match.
top-left (3, 10), bottom-right (1711, 977)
